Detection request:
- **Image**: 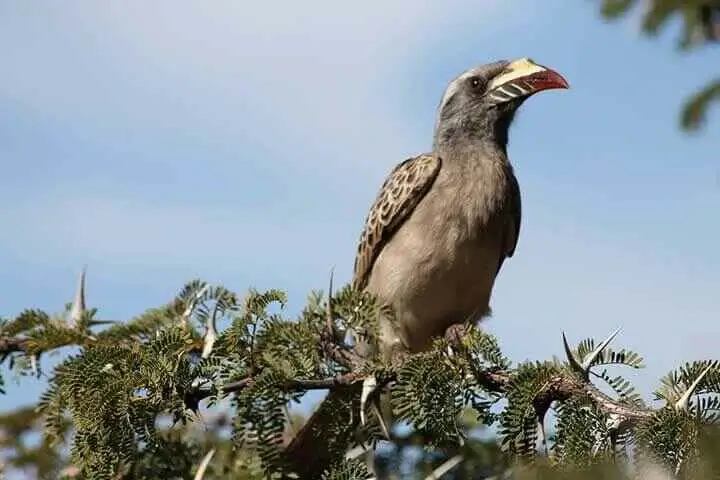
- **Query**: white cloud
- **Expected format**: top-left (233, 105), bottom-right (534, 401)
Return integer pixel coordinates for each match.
top-left (0, 0), bottom-right (520, 271)
top-left (1, 0), bottom-right (517, 173)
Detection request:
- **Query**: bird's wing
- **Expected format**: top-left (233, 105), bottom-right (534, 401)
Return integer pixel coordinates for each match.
top-left (496, 172), bottom-right (522, 275)
top-left (353, 153), bottom-right (442, 290)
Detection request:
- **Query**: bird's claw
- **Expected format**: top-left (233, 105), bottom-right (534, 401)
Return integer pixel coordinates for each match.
top-left (444, 324), bottom-right (469, 350)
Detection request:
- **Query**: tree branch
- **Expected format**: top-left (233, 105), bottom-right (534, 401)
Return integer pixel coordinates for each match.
top-left (194, 372), bottom-right (366, 401)
top-left (0, 336), bottom-right (29, 354)
top-left (186, 325), bottom-right (661, 479)
top-left (0, 326), bottom-right (664, 424)
top-left (3, 322), bottom-right (696, 480)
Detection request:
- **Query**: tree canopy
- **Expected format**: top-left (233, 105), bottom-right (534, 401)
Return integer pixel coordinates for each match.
top-left (2, 275), bottom-right (720, 479)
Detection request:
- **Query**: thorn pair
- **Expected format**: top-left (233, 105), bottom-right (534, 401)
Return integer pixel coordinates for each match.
top-left (562, 327), bottom-right (621, 379)
top-left (553, 327), bottom-right (621, 455)
top-left (563, 328), bottom-right (714, 412)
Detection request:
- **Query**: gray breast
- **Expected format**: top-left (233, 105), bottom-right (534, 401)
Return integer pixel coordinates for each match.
top-left (365, 156), bottom-right (513, 353)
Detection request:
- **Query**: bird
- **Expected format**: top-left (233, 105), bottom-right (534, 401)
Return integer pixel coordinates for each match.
top-left (285, 58), bottom-right (569, 477)
top-left (354, 58), bottom-right (567, 361)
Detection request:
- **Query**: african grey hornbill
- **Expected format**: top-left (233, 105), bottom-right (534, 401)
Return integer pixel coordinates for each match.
top-left (284, 58), bottom-right (569, 477)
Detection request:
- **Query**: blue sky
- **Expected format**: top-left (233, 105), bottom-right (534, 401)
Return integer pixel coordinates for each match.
top-left (1, 0), bottom-right (718, 431)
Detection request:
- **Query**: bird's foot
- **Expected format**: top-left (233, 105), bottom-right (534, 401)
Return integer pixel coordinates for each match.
top-left (444, 323), bottom-right (470, 349)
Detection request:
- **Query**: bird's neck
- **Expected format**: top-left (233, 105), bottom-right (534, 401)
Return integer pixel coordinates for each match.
top-left (432, 116), bottom-right (512, 156)
top-left (433, 129), bottom-right (510, 165)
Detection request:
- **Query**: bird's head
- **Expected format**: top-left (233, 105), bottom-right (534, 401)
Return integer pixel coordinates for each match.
top-left (433, 58), bottom-right (569, 150)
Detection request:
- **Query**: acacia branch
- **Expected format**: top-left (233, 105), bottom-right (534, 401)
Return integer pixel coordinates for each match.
top-left (276, 325), bottom-right (683, 478)
top-left (179, 325), bottom-right (665, 479)
top-left (194, 372), bottom-right (365, 401)
top-left (4, 317), bottom-right (701, 480)
top-left (0, 336), bottom-right (29, 354)
top-left (188, 311), bottom-right (370, 405)
top-left (0, 326), bottom-right (668, 425)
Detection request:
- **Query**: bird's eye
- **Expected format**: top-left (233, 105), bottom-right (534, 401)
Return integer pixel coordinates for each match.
top-left (468, 77), bottom-right (484, 91)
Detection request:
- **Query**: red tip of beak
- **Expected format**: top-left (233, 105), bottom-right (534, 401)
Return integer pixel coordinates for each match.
top-left (525, 68), bottom-right (569, 92)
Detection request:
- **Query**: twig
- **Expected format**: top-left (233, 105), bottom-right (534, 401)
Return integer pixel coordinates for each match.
top-left (0, 336), bottom-right (30, 354)
top-left (192, 371), bottom-right (368, 402)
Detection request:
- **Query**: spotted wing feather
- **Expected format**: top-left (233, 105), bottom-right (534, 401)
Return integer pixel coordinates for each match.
top-left (353, 154), bottom-right (442, 290)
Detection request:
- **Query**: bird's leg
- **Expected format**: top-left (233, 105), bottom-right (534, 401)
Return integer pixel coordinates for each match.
top-left (445, 302), bottom-right (492, 351)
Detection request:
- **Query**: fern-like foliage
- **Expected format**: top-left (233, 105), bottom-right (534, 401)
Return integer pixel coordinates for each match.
top-left (3, 279), bottom-right (720, 479)
top-left (393, 345), bottom-right (466, 446)
top-left (499, 361), bottom-right (559, 460)
top-left (37, 327), bottom-right (200, 478)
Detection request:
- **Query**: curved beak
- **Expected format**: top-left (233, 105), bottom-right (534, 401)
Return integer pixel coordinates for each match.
top-left (486, 58), bottom-right (569, 104)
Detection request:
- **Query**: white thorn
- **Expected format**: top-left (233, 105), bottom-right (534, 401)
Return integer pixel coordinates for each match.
top-left (562, 332), bottom-right (584, 374)
top-left (580, 327), bottom-right (621, 371)
top-left (675, 365), bottom-right (713, 411)
top-left (193, 448), bottom-right (216, 480)
top-left (201, 301), bottom-right (220, 359)
top-left (325, 268), bottom-right (336, 336)
top-left (360, 375), bottom-right (392, 439)
top-left (180, 284), bottom-right (210, 330)
top-left (201, 325), bottom-right (217, 359)
top-left (30, 354), bottom-right (39, 377)
top-left (424, 454), bottom-right (463, 479)
top-left (345, 444), bottom-right (370, 461)
top-left (67, 266), bottom-right (87, 328)
top-left (101, 363), bottom-right (114, 373)
top-left (360, 376), bottom-right (378, 427)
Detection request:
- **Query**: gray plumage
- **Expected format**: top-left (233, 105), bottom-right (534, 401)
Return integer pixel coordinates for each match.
top-left (285, 58), bottom-right (568, 476)
top-left (356, 58), bottom-right (567, 359)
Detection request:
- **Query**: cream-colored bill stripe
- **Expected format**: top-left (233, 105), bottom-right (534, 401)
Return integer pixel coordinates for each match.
top-left (486, 58), bottom-right (547, 92)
